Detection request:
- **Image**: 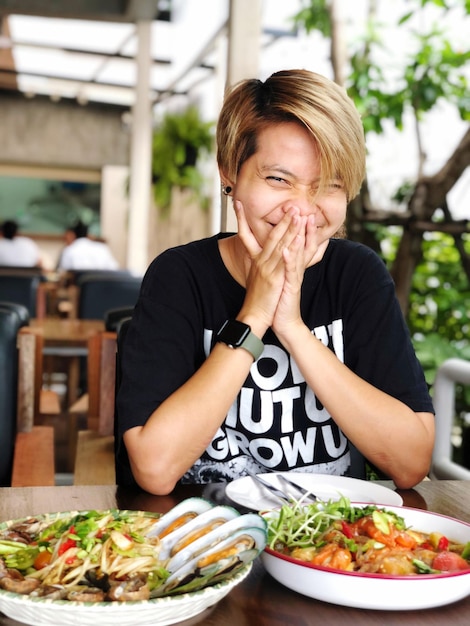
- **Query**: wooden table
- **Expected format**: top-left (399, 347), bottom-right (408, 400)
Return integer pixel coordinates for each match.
top-left (0, 480), bottom-right (469, 625)
top-left (29, 318), bottom-right (105, 350)
top-left (28, 318), bottom-right (105, 406)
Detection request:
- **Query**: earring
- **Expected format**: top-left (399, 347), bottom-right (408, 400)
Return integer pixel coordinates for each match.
top-left (222, 185), bottom-right (232, 195)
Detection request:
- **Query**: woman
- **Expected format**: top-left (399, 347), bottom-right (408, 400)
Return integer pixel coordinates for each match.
top-left (116, 69), bottom-right (434, 495)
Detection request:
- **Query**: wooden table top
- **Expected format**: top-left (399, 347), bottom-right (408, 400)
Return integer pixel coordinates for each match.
top-left (0, 480), bottom-right (469, 625)
top-left (27, 317), bottom-right (104, 346)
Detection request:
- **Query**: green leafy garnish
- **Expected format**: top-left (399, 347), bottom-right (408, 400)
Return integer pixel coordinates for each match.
top-left (4, 547), bottom-right (39, 570)
top-left (412, 559), bottom-right (438, 575)
top-left (265, 496), bottom-right (406, 551)
top-left (462, 542), bottom-right (470, 560)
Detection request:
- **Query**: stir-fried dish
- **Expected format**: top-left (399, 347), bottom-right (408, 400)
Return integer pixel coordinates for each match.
top-left (0, 510), bottom-right (170, 602)
top-left (265, 497), bottom-right (470, 575)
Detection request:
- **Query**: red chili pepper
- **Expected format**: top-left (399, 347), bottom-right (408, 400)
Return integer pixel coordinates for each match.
top-left (341, 521), bottom-right (353, 539)
top-left (438, 535), bottom-right (450, 551)
top-left (58, 526), bottom-right (77, 556)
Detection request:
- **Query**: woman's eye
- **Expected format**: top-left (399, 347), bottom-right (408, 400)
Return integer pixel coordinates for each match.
top-left (327, 182), bottom-right (344, 192)
top-left (266, 176), bottom-right (288, 186)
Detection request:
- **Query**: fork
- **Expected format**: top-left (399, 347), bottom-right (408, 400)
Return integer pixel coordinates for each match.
top-left (275, 473), bottom-right (317, 503)
top-left (246, 471), bottom-right (293, 504)
top-left (246, 471), bottom-right (318, 505)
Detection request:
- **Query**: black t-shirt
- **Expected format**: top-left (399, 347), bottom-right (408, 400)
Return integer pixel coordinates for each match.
top-left (116, 234), bottom-right (434, 485)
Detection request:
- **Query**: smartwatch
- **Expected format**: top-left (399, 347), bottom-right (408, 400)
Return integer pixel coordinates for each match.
top-left (216, 319), bottom-right (264, 361)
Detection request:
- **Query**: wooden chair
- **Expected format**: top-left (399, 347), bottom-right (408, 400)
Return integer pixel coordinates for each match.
top-left (73, 330), bottom-right (117, 485)
top-left (0, 305), bottom-right (55, 487)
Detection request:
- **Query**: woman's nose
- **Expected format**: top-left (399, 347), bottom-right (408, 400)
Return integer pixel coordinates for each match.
top-left (286, 190), bottom-right (318, 216)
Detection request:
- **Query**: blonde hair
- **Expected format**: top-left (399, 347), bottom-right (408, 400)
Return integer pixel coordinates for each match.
top-left (217, 69), bottom-right (366, 201)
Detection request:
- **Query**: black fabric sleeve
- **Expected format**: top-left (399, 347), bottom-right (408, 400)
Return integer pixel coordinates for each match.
top-left (341, 246), bottom-right (434, 413)
top-left (116, 250), bottom-right (206, 437)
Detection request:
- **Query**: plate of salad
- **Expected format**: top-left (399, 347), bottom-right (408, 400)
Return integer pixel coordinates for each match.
top-left (261, 497), bottom-right (470, 610)
top-left (0, 505), bottom-right (259, 626)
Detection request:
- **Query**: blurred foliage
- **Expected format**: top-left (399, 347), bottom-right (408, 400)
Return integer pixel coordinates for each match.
top-left (293, 0), bottom-right (331, 37)
top-left (152, 106), bottom-right (214, 214)
top-left (379, 223), bottom-right (470, 468)
top-left (293, 0), bottom-right (470, 133)
top-left (378, 224), bottom-right (470, 383)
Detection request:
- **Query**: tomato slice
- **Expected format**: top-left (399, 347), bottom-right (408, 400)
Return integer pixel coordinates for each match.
top-left (437, 536), bottom-right (450, 551)
top-left (432, 551), bottom-right (470, 572)
top-left (33, 550), bottom-right (52, 570)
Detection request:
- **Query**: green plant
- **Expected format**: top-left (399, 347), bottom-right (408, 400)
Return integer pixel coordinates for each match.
top-left (151, 106), bottom-right (214, 213)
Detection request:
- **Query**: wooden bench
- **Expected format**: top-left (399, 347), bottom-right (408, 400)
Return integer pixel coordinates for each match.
top-left (11, 426), bottom-right (55, 487)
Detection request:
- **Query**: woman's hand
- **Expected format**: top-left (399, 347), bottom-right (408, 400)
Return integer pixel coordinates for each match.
top-left (235, 201), bottom-right (295, 330)
top-left (272, 213), bottom-right (321, 337)
top-left (235, 200), bottom-right (323, 336)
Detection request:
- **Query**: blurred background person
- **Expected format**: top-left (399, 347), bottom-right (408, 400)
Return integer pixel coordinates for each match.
top-left (0, 219), bottom-right (43, 267)
top-left (55, 226), bottom-right (77, 270)
top-left (56, 220), bottom-right (119, 271)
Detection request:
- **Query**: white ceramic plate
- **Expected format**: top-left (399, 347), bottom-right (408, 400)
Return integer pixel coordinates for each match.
top-left (0, 509), bottom-right (253, 626)
top-left (0, 561), bottom-right (251, 626)
top-left (225, 473), bottom-right (403, 510)
top-left (261, 505), bottom-right (470, 610)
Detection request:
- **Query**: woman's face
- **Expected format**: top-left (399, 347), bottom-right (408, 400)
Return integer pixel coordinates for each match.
top-left (233, 122), bottom-right (348, 248)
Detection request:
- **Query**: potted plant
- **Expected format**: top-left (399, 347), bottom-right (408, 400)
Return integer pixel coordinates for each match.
top-left (151, 105), bottom-right (214, 214)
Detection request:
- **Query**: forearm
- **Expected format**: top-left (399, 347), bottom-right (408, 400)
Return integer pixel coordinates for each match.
top-left (281, 323), bottom-right (435, 488)
top-left (123, 341), bottom-right (256, 494)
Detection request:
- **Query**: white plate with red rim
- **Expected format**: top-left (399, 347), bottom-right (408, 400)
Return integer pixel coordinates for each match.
top-left (261, 504), bottom-right (470, 610)
top-left (225, 473), bottom-right (403, 511)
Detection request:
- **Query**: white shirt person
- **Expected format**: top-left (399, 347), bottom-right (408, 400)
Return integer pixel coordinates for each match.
top-left (0, 220), bottom-right (42, 267)
top-left (57, 221), bottom-right (119, 271)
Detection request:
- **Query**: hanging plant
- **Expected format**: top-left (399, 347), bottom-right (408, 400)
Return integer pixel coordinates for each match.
top-left (151, 105), bottom-right (214, 214)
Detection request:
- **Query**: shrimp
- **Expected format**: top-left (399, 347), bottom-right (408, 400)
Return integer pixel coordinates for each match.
top-left (308, 544), bottom-right (352, 571)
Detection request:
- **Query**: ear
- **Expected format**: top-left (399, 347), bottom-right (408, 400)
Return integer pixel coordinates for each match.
top-left (219, 168), bottom-right (235, 191)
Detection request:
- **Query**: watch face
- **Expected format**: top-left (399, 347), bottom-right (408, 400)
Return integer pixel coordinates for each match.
top-left (218, 320), bottom-right (251, 347)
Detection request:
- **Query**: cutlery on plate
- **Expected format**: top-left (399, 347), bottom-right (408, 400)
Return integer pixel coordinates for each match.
top-left (246, 471), bottom-right (293, 504)
top-left (275, 473), bottom-right (317, 503)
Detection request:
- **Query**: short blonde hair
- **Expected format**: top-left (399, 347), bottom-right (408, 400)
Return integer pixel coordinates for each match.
top-left (217, 69), bottom-right (366, 201)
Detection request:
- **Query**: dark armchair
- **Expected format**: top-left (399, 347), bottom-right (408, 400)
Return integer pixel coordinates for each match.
top-left (0, 303), bottom-right (55, 486)
top-left (77, 274), bottom-right (141, 320)
top-left (0, 272), bottom-right (41, 317)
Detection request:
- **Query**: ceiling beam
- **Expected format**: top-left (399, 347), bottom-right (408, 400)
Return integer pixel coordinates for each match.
top-left (152, 20), bottom-right (225, 105)
top-left (0, 0), bottom-right (166, 23)
top-left (0, 67), bottom-right (187, 98)
top-left (1, 38), bottom-right (171, 65)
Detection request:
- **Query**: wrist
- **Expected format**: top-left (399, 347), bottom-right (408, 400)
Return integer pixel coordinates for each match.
top-left (216, 319), bottom-right (264, 361)
top-left (235, 310), bottom-right (270, 340)
top-left (274, 319), bottom-right (311, 352)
